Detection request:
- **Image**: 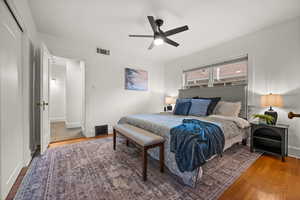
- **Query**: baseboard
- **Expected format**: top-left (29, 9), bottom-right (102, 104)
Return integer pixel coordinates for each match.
top-left (23, 149), bottom-right (32, 166)
top-left (2, 162), bottom-right (22, 200)
top-left (50, 117), bottom-right (65, 122)
top-left (288, 146), bottom-right (300, 159)
top-left (65, 122), bottom-right (81, 129)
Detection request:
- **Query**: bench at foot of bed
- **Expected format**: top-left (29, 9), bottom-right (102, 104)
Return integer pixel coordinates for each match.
top-left (113, 124), bottom-right (165, 181)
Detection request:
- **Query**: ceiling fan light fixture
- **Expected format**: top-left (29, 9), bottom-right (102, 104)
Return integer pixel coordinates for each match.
top-left (129, 16), bottom-right (189, 49)
top-left (154, 37), bottom-right (164, 46)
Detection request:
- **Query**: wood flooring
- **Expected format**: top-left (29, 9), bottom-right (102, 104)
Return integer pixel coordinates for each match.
top-left (219, 156), bottom-right (300, 200)
top-left (48, 134), bottom-right (112, 148)
top-left (5, 167), bottom-right (28, 200)
top-left (6, 135), bottom-right (300, 200)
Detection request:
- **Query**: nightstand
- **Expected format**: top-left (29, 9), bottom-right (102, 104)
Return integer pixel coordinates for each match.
top-left (250, 122), bottom-right (289, 162)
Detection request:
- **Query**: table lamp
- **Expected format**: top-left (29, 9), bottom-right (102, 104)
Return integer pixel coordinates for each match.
top-left (164, 96), bottom-right (176, 111)
top-left (261, 93), bottom-right (283, 125)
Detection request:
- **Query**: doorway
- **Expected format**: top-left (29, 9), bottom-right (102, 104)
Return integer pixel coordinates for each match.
top-left (49, 56), bottom-right (85, 142)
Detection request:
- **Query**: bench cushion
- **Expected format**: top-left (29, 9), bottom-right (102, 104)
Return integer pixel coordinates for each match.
top-left (114, 124), bottom-right (164, 146)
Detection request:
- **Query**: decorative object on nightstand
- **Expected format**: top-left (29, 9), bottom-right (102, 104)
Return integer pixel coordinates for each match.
top-left (252, 114), bottom-right (274, 125)
top-left (164, 96), bottom-right (176, 112)
top-left (250, 122), bottom-right (288, 162)
top-left (261, 93), bottom-right (283, 125)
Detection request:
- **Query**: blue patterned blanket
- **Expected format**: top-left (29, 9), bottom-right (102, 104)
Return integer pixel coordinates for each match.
top-left (170, 119), bottom-right (224, 172)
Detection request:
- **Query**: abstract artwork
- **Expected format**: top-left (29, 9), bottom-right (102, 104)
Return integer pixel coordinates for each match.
top-left (125, 68), bottom-right (148, 91)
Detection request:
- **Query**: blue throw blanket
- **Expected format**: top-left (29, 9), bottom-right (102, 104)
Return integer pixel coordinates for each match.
top-left (170, 119), bottom-right (225, 172)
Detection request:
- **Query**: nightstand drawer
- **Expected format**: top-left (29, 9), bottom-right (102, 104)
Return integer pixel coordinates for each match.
top-left (253, 137), bottom-right (281, 154)
top-left (253, 127), bottom-right (281, 140)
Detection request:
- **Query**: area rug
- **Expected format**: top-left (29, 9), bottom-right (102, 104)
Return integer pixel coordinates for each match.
top-left (15, 138), bottom-right (261, 200)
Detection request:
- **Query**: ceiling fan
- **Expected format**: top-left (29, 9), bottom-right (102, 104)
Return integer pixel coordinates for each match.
top-left (129, 16), bottom-right (189, 50)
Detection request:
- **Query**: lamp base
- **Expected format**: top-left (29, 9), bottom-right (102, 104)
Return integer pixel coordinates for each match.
top-left (167, 105), bottom-right (173, 111)
top-left (264, 110), bottom-right (278, 125)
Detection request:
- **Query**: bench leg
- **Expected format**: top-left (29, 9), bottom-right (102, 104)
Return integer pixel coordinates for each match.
top-left (142, 147), bottom-right (148, 181)
top-left (126, 139), bottom-right (129, 147)
top-left (160, 143), bottom-right (164, 173)
top-left (113, 129), bottom-right (116, 150)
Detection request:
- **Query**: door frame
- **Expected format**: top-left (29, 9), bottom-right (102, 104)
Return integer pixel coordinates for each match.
top-left (80, 60), bottom-right (86, 134)
top-left (48, 56), bottom-right (87, 138)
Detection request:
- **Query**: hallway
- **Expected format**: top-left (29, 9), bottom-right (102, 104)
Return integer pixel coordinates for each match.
top-left (50, 122), bottom-right (84, 142)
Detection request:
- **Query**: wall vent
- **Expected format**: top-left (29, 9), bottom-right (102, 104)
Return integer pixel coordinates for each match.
top-left (96, 47), bottom-right (110, 55)
top-left (95, 125), bottom-right (108, 135)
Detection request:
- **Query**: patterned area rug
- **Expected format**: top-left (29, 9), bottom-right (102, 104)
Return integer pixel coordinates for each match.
top-left (15, 138), bottom-right (261, 200)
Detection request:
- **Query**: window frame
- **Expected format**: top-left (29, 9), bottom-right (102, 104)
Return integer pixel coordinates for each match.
top-left (182, 56), bottom-right (248, 89)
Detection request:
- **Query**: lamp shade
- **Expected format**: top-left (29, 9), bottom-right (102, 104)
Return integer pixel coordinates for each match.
top-left (165, 96), bottom-right (176, 105)
top-left (261, 93), bottom-right (283, 108)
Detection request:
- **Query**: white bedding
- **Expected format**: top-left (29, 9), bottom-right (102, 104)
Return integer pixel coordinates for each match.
top-left (209, 115), bottom-right (250, 129)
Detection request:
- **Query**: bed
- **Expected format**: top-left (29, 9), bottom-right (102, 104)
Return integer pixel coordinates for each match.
top-left (118, 85), bottom-right (250, 187)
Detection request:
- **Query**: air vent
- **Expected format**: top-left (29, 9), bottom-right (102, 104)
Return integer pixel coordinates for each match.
top-left (95, 125), bottom-right (108, 136)
top-left (96, 47), bottom-right (110, 55)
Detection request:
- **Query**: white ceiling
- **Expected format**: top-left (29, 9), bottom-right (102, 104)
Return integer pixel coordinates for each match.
top-left (28, 0), bottom-right (300, 63)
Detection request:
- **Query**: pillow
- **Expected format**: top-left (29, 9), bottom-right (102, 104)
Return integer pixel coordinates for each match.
top-left (173, 98), bottom-right (191, 112)
top-left (213, 101), bottom-right (241, 117)
top-left (173, 102), bottom-right (192, 115)
top-left (198, 97), bottom-right (221, 115)
top-left (189, 99), bottom-right (212, 116)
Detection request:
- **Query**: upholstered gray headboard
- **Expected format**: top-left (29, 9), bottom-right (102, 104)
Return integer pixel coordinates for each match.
top-left (178, 85), bottom-right (248, 119)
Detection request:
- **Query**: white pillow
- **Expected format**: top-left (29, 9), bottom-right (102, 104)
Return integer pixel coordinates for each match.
top-left (213, 101), bottom-right (241, 117)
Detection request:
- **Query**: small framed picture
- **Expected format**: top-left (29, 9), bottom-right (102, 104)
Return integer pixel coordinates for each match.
top-left (125, 68), bottom-right (148, 91)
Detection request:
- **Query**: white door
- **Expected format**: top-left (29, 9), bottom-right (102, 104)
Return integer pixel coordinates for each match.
top-left (0, 1), bottom-right (23, 199)
top-left (39, 44), bottom-right (51, 154)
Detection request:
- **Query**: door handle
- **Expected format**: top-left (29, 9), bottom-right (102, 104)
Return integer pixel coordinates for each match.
top-left (288, 112), bottom-right (300, 119)
top-left (37, 101), bottom-right (48, 110)
top-left (42, 101), bottom-right (48, 110)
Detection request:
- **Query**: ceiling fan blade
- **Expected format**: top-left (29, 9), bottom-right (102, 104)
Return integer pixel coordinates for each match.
top-left (148, 41), bottom-right (155, 50)
top-left (164, 25), bottom-right (189, 37)
top-left (147, 16), bottom-right (157, 33)
top-left (129, 35), bottom-right (153, 38)
top-left (164, 37), bottom-right (179, 47)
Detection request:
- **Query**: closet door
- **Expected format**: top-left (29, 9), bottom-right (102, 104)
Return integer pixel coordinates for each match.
top-left (0, 1), bottom-right (23, 199)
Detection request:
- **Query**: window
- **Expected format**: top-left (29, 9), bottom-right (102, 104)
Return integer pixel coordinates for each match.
top-left (183, 57), bottom-right (248, 89)
top-left (185, 67), bottom-right (210, 87)
top-left (213, 60), bottom-right (247, 86)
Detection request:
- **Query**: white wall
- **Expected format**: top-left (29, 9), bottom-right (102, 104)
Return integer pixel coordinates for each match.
top-left (164, 17), bottom-right (300, 157)
top-left (39, 33), bottom-right (165, 136)
top-left (65, 60), bottom-right (83, 128)
top-left (50, 64), bottom-right (66, 122)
